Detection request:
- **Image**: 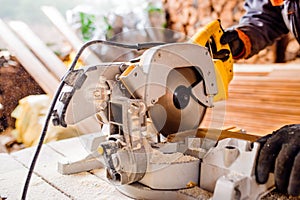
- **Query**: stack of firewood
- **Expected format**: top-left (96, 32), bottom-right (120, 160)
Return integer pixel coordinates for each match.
top-left (162, 0), bottom-right (299, 63)
top-left (163, 0), bottom-right (244, 35)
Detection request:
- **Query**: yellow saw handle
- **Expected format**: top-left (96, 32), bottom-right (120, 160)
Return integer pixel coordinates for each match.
top-left (189, 20), bottom-right (233, 101)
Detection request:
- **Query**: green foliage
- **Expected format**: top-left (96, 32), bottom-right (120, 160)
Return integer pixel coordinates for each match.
top-left (103, 16), bottom-right (114, 39)
top-left (79, 12), bottom-right (96, 41)
top-left (146, 3), bottom-right (163, 13)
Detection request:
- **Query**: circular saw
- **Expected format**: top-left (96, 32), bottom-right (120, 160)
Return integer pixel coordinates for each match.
top-left (149, 65), bottom-right (207, 136)
top-left (119, 42), bottom-right (220, 137)
top-left (22, 20), bottom-right (276, 200)
top-left (50, 20), bottom-right (276, 200)
top-left (52, 20), bottom-right (233, 139)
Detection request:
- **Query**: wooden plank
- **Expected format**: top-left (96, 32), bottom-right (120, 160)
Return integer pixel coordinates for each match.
top-left (233, 64), bottom-right (273, 76)
top-left (0, 153), bottom-right (69, 199)
top-left (226, 102), bottom-right (300, 116)
top-left (220, 64), bottom-right (300, 135)
top-left (4, 20), bottom-right (101, 134)
top-left (9, 21), bottom-right (67, 80)
top-left (196, 128), bottom-right (260, 142)
top-left (201, 101), bottom-right (299, 135)
top-left (0, 19), bottom-right (59, 96)
top-left (228, 96), bottom-right (300, 106)
top-left (231, 76), bottom-right (300, 83)
top-left (46, 134), bottom-right (94, 160)
top-left (2, 134), bottom-right (294, 199)
top-left (11, 137), bottom-right (130, 199)
top-left (41, 6), bottom-right (103, 65)
top-left (233, 63), bottom-right (300, 78)
top-left (228, 88), bottom-right (300, 96)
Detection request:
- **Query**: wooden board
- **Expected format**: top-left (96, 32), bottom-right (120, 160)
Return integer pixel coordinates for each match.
top-left (9, 21), bottom-right (67, 80)
top-left (201, 64), bottom-right (300, 136)
top-left (0, 19), bottom-right (59, 96)
top-left (0, 153), bottom-right (68, 199)
top-left (0, 134), bottom-right (296, 199)
top-left (41, 6), bottom-right (103, 66)
top-left (3, 136), bottom-right (131, 200)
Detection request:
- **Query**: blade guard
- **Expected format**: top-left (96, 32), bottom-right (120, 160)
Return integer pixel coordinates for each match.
top-left (190, 20), bottom-right (233, 102)
top-left (121, 43), bottom-right (218, 108)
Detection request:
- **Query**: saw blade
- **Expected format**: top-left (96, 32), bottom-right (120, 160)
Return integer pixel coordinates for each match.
top-left (149, 67), bottom-right (206, 137)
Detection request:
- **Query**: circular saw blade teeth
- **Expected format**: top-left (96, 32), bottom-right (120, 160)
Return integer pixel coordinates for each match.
top-left (149, 67), bottom-right (206, 137)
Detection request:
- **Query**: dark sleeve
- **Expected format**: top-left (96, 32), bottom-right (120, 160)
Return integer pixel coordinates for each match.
top-left (235, 0), bottom-right (289, 58)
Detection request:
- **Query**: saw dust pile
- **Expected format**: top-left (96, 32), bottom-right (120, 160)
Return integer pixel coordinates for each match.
top-left (0, 50), bottom-right (44, 153)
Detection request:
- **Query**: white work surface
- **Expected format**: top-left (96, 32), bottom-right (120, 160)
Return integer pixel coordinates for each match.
top-left (0, 134), bottom-right (131, 200)
top-left (0, 134), bottom-right (296, 200)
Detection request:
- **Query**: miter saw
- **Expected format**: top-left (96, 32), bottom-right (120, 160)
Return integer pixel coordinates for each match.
top-left (42, 20), bottom-right (275, 200)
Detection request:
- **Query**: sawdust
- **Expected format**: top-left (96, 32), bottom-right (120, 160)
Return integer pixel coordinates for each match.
top-left (179, 186), bottom-right (213, 199)
top-left (150, 149), bottom-right (198, 164)
top-left (261, 190), bottom-right (300, 200)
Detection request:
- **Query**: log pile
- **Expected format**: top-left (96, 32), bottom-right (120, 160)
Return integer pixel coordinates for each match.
top-left (163, 0), bottom-right (244, 35)
top-left (162, 0), bottom-right (300, 63)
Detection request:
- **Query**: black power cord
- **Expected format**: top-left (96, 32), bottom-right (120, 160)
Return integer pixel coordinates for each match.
top-left (21, 39), bottom-right (165, 200)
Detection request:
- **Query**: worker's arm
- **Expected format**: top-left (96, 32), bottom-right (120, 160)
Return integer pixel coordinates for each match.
top-left (221, 0), bottom-right (289, 59)
top-left (255, 124), bottom-right (300, 196)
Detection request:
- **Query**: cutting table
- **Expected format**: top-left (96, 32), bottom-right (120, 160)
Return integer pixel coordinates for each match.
top-left (0, 132), bottom-right (296, 200)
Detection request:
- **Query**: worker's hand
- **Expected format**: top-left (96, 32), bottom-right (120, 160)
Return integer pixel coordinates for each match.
top-left (255, 124), bottom-right (300, 196)
top-left (220, 29), bottom-right (245, 59)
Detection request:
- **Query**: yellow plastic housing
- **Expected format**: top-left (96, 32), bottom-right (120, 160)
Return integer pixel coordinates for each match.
top-left (189, 20), bottom-right (233, 102)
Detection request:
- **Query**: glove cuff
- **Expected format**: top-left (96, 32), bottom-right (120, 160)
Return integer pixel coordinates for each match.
top-left (232, 45), bottom-right (246, 60)
top-left (270, 0), bottom-right (284, 6)
top-left (236, 29), bottom-right (252, 59)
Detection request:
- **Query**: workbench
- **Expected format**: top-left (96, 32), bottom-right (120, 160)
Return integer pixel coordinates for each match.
top-left (0, 133), bottom-right (131, 199)
top-left (0, 133), bottom-right (297, 200)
